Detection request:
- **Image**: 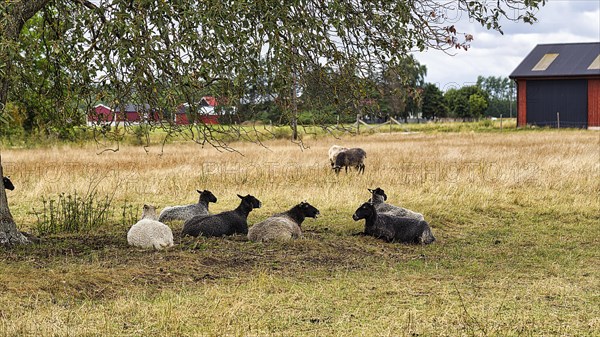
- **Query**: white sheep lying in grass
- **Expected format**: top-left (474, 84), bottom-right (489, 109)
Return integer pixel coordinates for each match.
top-left (127, 204), bottom-right (174, 250)
top-left (248, 201), bottom-right (320, 242)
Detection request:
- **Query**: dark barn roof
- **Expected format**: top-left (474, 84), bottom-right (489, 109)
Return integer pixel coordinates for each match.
top-left (510, 42), bottom-right (600, 79)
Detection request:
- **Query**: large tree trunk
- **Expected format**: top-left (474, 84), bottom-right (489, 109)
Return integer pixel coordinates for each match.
top-left (0, 154), bottom-right (30, 245)
top-left (1, 0), bottom-right (51, 246)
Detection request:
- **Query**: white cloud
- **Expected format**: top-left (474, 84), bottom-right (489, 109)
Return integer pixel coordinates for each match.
top-left (414, 0), bottom-right (600, 90)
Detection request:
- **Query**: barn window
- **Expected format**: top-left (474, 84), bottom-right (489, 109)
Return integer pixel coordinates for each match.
top-left (532, 53), bottom-right (559, 71)
top-left (589, 54), bottom-right (600, 70)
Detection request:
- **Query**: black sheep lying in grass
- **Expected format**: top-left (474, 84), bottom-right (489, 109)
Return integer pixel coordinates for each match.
top-left (352, 202), bottom-right (435, 244)
top-left (182, 194), bottom-right (261, 237)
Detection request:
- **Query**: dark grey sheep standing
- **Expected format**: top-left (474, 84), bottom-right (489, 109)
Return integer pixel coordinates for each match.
top-left (352, 202), bottom-right (435, 244)
top-left (181, 194), bottom-right (261, 237)
top-left (3, 176), bottom-right (14, 190)
top-left (368, 187), bottom-right (424, 221)
top-left (248, 201), bottom-right (320, 242)
top-left (158, 189), bottom-right (217, 222)
top-left (333, 148), bottom-right (367, 174)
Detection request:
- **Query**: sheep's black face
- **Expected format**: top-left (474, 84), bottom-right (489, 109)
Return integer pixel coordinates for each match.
top-left (239, 194), bottom-right (261, 209)
top-left (299, 202), bottom-right (320, 218)
top-left (352, 202), bottom-right (374, 221)
top-left (199, 190), bottom-right (218, 203)
top-left (3, 176), bottom-right (14, 191)
top-left (369, 187), bottom-right (387, 201)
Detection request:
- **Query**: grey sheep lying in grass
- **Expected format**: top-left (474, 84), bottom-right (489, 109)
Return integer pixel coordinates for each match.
top-left (328, 145), bottom-right (348, 168)
top-left (181, 194), bottom-right (261, 237)
top-left (368, 187), bottom-right (424, 221)
top-left (333, 148), bottom-right (366, 174)
top-left (158, 189), bottom-right (217, 222)
top-left (3, 176), bottom-right (14, 190)
top-left (248, 201), bottom-right (320, 242)
top-left (352, 202), bottom-right (435, 244)
top-left (127, 204), bottom-right (174, 250)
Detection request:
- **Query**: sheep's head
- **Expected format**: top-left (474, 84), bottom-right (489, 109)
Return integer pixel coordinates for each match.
top-left (352, 202), bottom-right (375, 221)
top-left (238, 194), bottom-right (261, 209)
top-left (141, 204), bottom-right (159, 220)
top-left (368, 187), bottom-right (387, 201)
top-left (298, 201), bottom-right (320, 219)
top-left (3, 176), bottom-right (14, 191)
top-left (332, 165), bottom-right (342, 174)
top-left (198, 189), bottom-right (218, 203)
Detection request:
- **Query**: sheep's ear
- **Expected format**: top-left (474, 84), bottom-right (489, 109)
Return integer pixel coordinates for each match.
top-left (143, 204), bottom-right (149, 210)
top-left (237, 194), bottom-right (243, 199)
top-left (368, 188), bottom-right (374, 193)
top-left (197, 189), bottom-right (202, 194)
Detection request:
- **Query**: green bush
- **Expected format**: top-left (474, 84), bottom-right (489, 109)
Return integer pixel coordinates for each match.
top-left (33, 190), bottom-right (114, 235)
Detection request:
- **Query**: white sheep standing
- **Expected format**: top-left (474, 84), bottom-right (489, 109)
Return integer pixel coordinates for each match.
top-left (328, 145), bottom-right (348, 168)
top-left (127, 204), bottom-right (174, 250)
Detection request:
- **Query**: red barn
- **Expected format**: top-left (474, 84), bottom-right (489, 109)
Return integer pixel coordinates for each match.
top-left (509, 42), bottom-right (600, 129)
top-left (175, 96), bottom-right (219, 125)
top-left (88, 103), bottom-right (161, 125)
top-left (88, 104), bottom-right (115, 125)
top-left (114, 104), bottom-right (152, 123)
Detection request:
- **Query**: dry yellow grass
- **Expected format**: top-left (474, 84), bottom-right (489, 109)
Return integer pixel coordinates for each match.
top-left (1, 128), bottom-right (599, 336)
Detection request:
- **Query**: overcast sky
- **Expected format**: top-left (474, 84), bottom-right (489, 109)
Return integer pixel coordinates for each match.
top-left (413, 0), bottom-right (600, 91)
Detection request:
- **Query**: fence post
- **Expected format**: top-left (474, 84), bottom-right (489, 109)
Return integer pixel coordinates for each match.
top-left (500, 114), bottom-right (503, 131)
top-left (557, 112), bottom-right (560, 129)
top-left (356, 114), bottom-right (360, 134)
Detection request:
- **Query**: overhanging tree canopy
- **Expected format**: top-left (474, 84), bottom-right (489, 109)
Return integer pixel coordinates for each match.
top-left (0, 0), bottom-right (546, 245)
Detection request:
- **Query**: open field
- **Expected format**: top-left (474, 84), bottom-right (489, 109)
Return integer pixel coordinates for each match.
top-left (1, 127), bottom-right (599, 336)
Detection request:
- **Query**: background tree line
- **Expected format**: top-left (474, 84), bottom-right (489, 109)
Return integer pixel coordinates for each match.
top-left (1, 29), bottom-right (518, 137)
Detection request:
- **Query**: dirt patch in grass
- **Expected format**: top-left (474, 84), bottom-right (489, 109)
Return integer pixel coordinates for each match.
top-left (1, 228), bottom-right (432, 301)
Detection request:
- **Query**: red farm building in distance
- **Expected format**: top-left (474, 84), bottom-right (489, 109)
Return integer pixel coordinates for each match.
top-left (175, 96), bottom-right (219, 125)
top-left (87, 96), bottom-right (220, 126)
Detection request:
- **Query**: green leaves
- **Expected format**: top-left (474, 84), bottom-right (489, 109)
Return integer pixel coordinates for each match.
top-left (0, 0), bottom-right (546, 141)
